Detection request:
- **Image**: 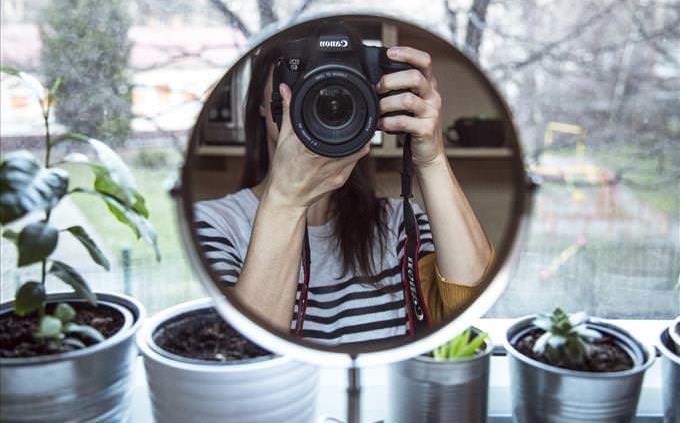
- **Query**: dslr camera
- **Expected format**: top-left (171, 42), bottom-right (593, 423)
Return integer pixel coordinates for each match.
top-left (271, 23), bottom-right (414, 157)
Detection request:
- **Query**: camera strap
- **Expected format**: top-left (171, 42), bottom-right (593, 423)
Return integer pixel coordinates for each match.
top-left (400, 134), bottom-right (430, 335)
top-left (294, 135), bottom-right (430, 337)
top-left (295, 226), bottom-right (312, 336)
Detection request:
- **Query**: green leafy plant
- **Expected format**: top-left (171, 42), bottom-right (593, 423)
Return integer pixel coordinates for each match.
top-left (1, 66), bottom-right (159, 349)
top-left (531, 308), bottom-right (602, 368)
top-left (432, 327), bottom-right (488, 360)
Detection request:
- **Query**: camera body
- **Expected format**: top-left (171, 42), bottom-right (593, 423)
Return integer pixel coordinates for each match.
top-left (271, 24), bottom-right (414, 157)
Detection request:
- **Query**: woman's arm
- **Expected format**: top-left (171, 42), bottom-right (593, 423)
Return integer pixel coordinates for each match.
top-left (378, 46), bottom-right (492, 286)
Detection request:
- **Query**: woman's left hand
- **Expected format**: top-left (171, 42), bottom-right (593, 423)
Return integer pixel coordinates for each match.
top-left (377, 46), bottom-right (444, 168)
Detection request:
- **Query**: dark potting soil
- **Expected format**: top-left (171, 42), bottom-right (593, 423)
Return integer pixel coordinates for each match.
top-left (153, 310), bottom-right (270, 362)
top-left (0, 303), bottom-right (124, 358)
top-left (514, 328), bottom-right (634, 372)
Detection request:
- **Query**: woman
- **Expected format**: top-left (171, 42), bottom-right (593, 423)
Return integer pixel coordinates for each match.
top-left (194, 43), bottom-right (494, 345)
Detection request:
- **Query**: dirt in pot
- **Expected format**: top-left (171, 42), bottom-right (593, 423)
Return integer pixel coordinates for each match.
top-left (0, 303), bottom-right (124, 358)
top-left (514, 328), bottom-right (634, 372)
top-left (153, 309), bottom-right (270, 362)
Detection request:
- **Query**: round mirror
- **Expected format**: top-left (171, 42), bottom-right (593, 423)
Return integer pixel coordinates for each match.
top-left (176, 12), bottom-right (529, 367)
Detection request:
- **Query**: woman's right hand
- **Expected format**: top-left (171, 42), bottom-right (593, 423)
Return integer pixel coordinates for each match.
top-left (265, 83), bottom-right (370, 210)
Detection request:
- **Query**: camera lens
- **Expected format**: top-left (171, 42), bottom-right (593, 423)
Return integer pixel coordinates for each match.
top-left (314, 85), bottom-right (354, 128)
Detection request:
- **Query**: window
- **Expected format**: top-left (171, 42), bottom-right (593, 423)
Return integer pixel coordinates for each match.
top-left (2, 0), bottom-right (678, 318)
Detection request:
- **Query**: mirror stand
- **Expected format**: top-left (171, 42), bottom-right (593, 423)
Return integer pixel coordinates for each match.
top-left (347, 366), bottom-right (361, 423)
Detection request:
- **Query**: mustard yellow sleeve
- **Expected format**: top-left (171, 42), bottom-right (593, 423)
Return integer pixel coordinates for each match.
top-left (418, 245), bottom-right (496, 325)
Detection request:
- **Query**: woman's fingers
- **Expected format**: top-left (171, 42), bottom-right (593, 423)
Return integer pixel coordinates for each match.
top-left (378, 115), bottom-right (437, 139)
top-left (387, 46), bottom-right (433, 79)
top-left (379, 91), bottom-right (434, 118)
top-left (377, 69), bottom-right (431, 97)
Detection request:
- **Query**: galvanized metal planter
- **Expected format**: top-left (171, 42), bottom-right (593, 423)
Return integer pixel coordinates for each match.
top-left (388, 328), bottom-right (492, 423)
top-left (504, 316), bottom-right (655, 423)
top-left (0, 292), bottom-right (145, 423)
top-left (137, 298), bottom-right (320, 423)
top-left (658, 323), bottom-right (680, 423)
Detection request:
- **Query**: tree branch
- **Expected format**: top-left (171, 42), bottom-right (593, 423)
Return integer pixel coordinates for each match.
top-left (208, 0), bottom-right (251, 37)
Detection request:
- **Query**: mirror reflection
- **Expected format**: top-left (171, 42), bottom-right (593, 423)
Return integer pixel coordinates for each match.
top-left (185, 16), bottom-right (521, 349)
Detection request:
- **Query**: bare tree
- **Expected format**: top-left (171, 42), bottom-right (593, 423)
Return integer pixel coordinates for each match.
top-left (464, 0), bottom-right (491, 57)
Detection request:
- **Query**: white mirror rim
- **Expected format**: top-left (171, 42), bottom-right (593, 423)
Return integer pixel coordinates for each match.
top-left (176, 9), bottom-right (530, 368)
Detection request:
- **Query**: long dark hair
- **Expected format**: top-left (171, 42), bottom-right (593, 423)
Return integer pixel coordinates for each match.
top-left (240, 44), bottom-right (388, 277)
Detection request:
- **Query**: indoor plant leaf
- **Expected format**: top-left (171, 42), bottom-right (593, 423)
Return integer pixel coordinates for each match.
top-left (35, 315), bottom-right (62, 338)
top-left (0, 151), bottom-right (68, 224)
top-left (101, 194), bottom-right (160, 261)
top-left (14, 281), bottom-right (46, 316)
top-left (65, 225), bottom-right (110, 270)
top-left (532, 331), bottom-right (552, 355)
top-left (53, 302), bottom-right (76, 323)
top-left (48, 260), bottom-right (97, 306)
top-left (458, 332), bottom-right (488, 357)
top-left (2, 228), bottom-right (19, 243)
top-left (17, 221), bottom-right (59, 266)
top-left (64, 323), bottom-right (105, 343)
top-left (63, 337), bottom-right (86, 349)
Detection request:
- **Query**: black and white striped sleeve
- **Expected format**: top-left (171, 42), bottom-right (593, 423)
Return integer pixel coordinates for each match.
top-left (193, 202), bottom-right (244, 286)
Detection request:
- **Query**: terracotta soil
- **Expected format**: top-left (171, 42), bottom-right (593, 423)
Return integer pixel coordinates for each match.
top-left (514, 328), bottom-right (634, 372)
top-left (153, 309), bottom-right (270, 362)
top-left (0, 303), bottom-right (124, 358)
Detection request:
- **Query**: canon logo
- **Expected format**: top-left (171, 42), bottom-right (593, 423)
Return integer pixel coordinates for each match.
top-left (319, 39), bottom-right (349, 48)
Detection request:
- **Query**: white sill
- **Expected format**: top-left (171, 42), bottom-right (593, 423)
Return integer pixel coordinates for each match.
top-left (130, 318), bottom-right (673, 422)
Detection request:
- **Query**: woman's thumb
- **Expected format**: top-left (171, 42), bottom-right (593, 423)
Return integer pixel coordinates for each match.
top-left (279, 83), bottom-right (292, 128)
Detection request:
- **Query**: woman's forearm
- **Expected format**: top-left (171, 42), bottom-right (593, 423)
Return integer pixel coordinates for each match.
top-left (228, 189), bottom-right (307, 332)
top-left (416, 153), bottom-right (492, 286)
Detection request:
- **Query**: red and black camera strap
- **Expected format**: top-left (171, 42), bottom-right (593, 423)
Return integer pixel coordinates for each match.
top-left (295, 134), bottom-right (430, 337)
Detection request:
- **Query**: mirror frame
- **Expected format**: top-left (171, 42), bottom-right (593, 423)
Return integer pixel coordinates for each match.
top-left (175, 9), bottom-right (531, 368)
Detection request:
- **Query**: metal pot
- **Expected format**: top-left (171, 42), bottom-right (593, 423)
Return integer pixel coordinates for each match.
top-left (137, 298), bottom-right (320, 423)
top-left (388, 327), bottom-right (492, 423)
top-left (504, 316), bottom-right (655, 423)
top-left (0, 292), bottom-right (144, 423)
top-left (658, 324), bottom-right (680, 423)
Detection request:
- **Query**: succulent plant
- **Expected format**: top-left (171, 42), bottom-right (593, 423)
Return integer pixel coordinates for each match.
top-left (432, 327), bottom-right (488, 360)
top-left (532, 308), bottom-right (602, 368)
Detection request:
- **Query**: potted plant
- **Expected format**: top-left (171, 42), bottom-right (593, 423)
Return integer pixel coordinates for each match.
top-left (1, 67), bottom-right (158, 422)
top-left (388, 327), bottom-right (492, 423)
top-left (504, 308), bottom-right (655, 423)
top-left (658, 316), bottom-right (680, 423)
top-left (137, 298), bottom-right (320, 423)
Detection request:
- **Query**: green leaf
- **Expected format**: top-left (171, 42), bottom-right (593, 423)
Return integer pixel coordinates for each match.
top-left (0, 151), bottom-right (68, 224)
top-left (65, 226), bottom-right (110, 270)
top-left (63, 337), bottom-right (86, 349)
top-left (101, 194), bottom-right (160, 261)
top-left (17, 221), bottom-right (59, 266)
top-left (48, 260), bottom-right (97, 306)
top-left (0, 66), bottom-right (20, 76)
top-left (2, 228), bottom-right (19, 243)
top-left (14, 281), bottom-right (45, 315)
top-left (52, 134), bottom-right (141, 211)
top-left (1, 68), bottom-right (46, 104)
top-left (35, 315), bottom-right (62, 338)
top-left (458, 332), bottom-right (488, 357)
top-left (53, 302), bottom-right (76, 323)
top-left (47, 77), bottom-right (62, 108)
top-left (64, 323), bottom-right (104, 343)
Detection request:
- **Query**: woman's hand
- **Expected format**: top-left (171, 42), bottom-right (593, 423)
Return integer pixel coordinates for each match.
top-left (377, 46), bottom-right (445, 168)
top-left (265, 83), bottom-right (370, 210)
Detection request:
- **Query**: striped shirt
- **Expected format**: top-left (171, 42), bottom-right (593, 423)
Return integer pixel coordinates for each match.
top-left (193, 188), bottom-right (435, 346)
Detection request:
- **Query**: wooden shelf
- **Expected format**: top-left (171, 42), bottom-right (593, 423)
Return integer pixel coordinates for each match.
top-left (196, 144), bottom-right (513, 159)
